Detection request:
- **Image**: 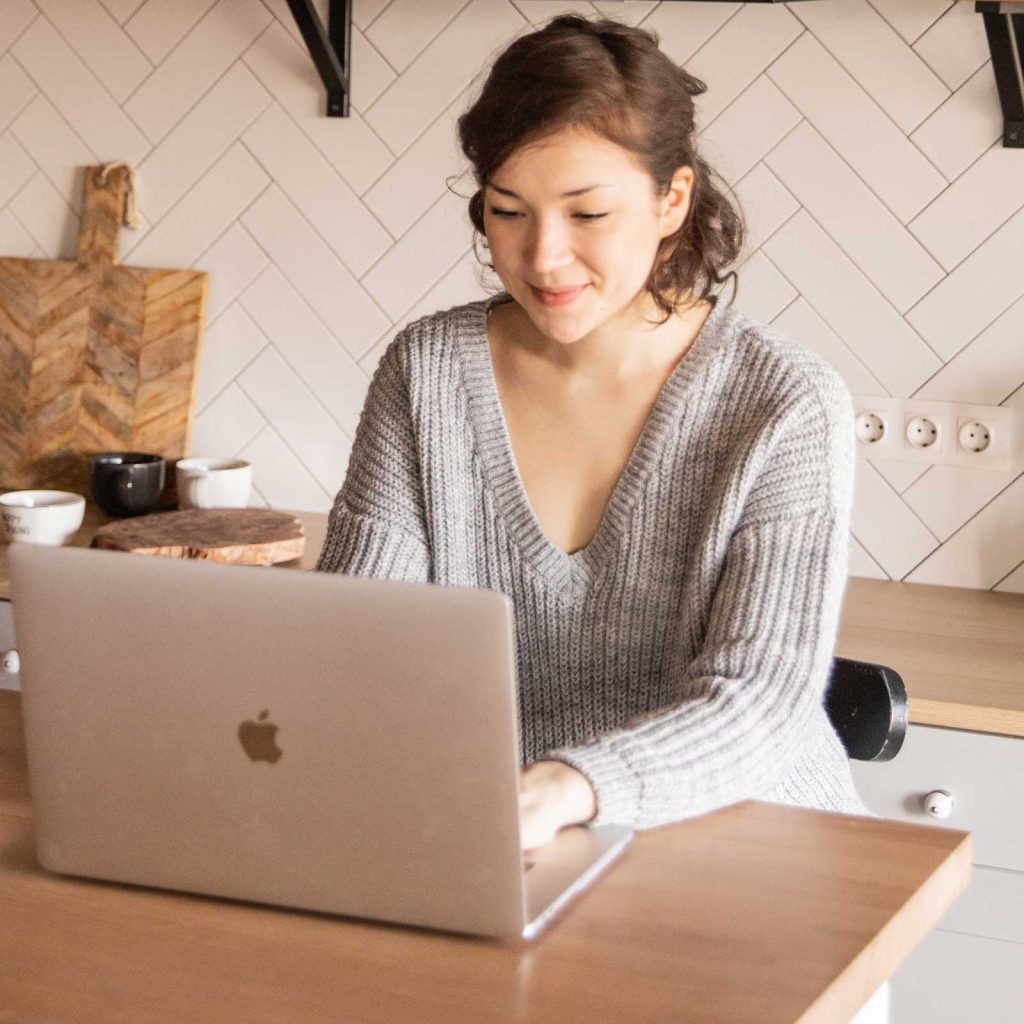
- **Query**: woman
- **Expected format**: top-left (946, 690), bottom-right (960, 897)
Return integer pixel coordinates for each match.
top-left (316, 15), bottom-right (869, 851)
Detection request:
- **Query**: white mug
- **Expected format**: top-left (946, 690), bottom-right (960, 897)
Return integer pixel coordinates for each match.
top-left (175, 458), bottom-right (253, 510)
top-left (0, 490), bottom-right (86, 545)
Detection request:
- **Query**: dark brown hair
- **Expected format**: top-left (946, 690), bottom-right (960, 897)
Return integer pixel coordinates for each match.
top-left (454, 14), bottom-right (745, 322)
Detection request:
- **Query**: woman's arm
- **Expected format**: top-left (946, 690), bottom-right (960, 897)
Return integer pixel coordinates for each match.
top-left (315, 334), bottom-right (432, 583)
top-left (541, 366), bottom-right (857, 830)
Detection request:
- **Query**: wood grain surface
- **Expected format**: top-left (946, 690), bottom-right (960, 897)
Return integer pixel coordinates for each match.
top-left (837, 576), bottom-right (1024, 738)
top-left (0, 687), bottom-right (971, 1024)
top-left (0, 164), bottom-right (208, 495)
top-left (91, 508), bottom-right (305, 564)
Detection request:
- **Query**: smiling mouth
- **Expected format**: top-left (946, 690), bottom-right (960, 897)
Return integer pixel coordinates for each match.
top-left (530, 283), bottom-right (589, 306)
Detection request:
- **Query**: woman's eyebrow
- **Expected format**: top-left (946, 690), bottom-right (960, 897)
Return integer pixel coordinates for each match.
top-left (486, 183), bottom-right (613, 199)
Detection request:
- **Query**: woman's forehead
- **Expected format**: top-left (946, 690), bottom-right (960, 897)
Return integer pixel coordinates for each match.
top-left (488, 134), bottom-right (650, 195)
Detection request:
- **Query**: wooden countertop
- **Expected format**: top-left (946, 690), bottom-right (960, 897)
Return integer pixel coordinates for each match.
top-left (836, 576), bottom-right (1024, 739)
top-left (2, 506), bottom-right (1022, 738)
top-left (0, 689), bottom-right (970, 1024)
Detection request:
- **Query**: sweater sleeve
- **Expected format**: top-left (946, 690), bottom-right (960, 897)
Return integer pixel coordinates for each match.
top-left (543, 365), bottom-right (857, 829)
top-left (315, 333), bottom-right (432, 583)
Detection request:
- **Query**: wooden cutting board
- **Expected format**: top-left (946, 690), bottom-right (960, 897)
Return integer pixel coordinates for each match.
top-left (91, 509), bottom-right (306, 565)
top-left (0, 165), bottom-right (208, 495)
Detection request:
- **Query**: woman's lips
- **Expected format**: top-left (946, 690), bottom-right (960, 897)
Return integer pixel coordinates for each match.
top-left (530, 284), bottom-right (588, 307)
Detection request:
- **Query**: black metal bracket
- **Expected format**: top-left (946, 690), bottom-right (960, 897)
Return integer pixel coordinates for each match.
top-left (285, 0), bottom-right (352, 118)
top-left (976, 2), bottom-right (1024, 147)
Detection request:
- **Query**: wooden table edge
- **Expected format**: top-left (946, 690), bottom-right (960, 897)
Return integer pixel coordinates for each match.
top-left (797, 828), bottom-right (972, 1023)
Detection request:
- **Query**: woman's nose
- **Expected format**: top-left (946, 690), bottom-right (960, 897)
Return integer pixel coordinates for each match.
top-left (526, 218), bottom-right (574, 273)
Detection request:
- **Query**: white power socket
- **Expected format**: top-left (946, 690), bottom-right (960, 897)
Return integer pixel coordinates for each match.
top-left (850, 395), bottom-right (1017, 472)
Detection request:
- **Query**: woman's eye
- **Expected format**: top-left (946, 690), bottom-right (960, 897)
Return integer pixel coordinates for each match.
top-left (487, 207), bottom-right (608, 221)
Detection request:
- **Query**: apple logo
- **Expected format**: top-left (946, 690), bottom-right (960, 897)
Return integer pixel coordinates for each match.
top-left (238, 709), bottom-right (282, 764)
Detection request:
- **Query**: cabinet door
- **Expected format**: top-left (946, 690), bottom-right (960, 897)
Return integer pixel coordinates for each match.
top-left (850, 724), bottom-right (1024, 872)
top-left (0, 600), bottom-right (18, 692)
top-left (890, 928), bottom-right (1024, 1024)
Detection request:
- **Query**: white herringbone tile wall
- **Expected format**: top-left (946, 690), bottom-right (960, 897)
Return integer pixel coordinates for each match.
top-left (2, 0), bottom-right (1023, 592)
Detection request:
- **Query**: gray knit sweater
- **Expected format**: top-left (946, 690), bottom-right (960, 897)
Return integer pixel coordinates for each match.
top-left (315, 292), bottom-right (870, 829)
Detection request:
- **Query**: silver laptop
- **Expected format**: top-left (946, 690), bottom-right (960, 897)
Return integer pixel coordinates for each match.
top-left (8, 543), bottom-right (631, 941)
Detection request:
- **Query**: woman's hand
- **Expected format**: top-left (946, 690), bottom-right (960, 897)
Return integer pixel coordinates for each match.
top-left (518, 760), bottom-right (597, 852)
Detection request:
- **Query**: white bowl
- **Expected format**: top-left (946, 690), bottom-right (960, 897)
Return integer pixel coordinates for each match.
top-left (175, 457), bottom-right (253, 510)
top-left (0, 490), bottom-right (87, 545)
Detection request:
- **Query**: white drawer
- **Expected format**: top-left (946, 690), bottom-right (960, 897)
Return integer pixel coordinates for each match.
top-left (938, 864), bottom-right (1024, 945)
top-left (889, 927), bottom-right (1024, 1024)
top-left (850, 723), bottom-right (1024, 872)
top-left (0, 599), bottom-right (18, 692)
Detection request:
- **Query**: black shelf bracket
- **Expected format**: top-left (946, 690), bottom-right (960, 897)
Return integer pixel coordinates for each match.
top-left (976, 2), bottom-right (1024, 147)
top-left (285, 0), bottom-right (352, 118)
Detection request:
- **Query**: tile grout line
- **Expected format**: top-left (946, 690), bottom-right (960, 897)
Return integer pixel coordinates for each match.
top-left (230, 208), bottom-right (392, 366)
top-left (764, 26), bottom-right (954, 205)
top-left (864, 0), bottom-right (954, 50)
top-left (24, 9), bottom-right (154, 151)
top-left (193, 318), bottom-right (272, 418)
top-left (362, 0), bottom-right (479, 120)
top-left (235, 347), bottom-right (340, 502)
top-left (234, 134), bottom-right (393, 315)
top-left (760, 117), bottom-right (947, 309)
top-left (121, 11), bottom-right (275, 150)
top-left (754, 241), bottom-right (894, 398)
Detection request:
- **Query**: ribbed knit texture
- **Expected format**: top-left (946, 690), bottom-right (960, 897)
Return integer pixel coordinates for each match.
top-left (316, 292), bottom-right (870, 829)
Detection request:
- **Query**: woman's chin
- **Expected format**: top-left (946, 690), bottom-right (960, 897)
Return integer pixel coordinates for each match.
top-left (527, 316), bottom-right (592, 346)
top-left (523, 301), bottom-right (597, 341)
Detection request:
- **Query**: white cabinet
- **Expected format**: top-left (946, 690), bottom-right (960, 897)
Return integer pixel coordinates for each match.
top-left (852, 724), bottom-right (1024, 869)
top-left (888, 928), bottom-right (1024, 1024)
top-left (851, 724), bottom-right (1024, 1024)
top-left (0, 600), bottom-right (18, 692)
top-left (940, 863), bottom-right (1024, 944)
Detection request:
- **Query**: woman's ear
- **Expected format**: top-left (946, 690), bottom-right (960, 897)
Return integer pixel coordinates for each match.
top-left (658, 165), bottom-right (695, 239)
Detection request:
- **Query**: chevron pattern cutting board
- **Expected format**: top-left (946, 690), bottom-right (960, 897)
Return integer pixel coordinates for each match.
top-left (0, 165), bottom-right (208, 495)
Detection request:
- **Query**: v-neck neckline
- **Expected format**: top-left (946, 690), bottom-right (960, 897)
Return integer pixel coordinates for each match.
top-left (455, 292), bottom-right (734, 595)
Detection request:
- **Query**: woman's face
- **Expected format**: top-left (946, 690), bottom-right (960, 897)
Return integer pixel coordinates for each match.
top-left (482, 126), bottom-right (693, 346)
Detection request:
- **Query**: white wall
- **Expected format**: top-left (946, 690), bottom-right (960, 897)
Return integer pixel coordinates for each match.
top-left (0, 0), bottom-right (1022, 592)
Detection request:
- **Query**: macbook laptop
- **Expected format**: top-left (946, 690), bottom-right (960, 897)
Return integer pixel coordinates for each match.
top-left (8, 543), bottom-right (632, 941)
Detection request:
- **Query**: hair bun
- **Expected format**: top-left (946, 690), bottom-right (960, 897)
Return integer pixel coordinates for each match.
top-left (677, 67), bottom-right (708, 99)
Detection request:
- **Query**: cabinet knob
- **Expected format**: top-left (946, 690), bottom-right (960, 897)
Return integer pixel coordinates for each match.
top-left (923, 790), bottom-right (954, 819)
top-left (0, 649), bottom-right (19, 675)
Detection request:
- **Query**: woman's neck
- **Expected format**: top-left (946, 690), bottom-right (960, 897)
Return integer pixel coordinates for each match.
top-left (495, 290), bottom-right (713, 386)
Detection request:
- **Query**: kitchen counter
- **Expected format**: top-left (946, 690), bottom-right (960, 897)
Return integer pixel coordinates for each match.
top-left (2, 505), bottom-right (1022, 738)
top-left (836, 575), bottom-right (1024, 739)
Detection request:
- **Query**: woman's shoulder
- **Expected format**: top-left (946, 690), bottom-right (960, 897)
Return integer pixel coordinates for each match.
top-left (722, 302), bottom-right (853, 417)
top-left (386, 294), bottom-right (504, 361)
top-left (367, 295), bottom-right (505, 396)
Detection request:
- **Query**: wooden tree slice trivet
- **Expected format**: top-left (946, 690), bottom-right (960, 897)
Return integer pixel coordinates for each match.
top-left (91, 509), bottom-right (305, 565)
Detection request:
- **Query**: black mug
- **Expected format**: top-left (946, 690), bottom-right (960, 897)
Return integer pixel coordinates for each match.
top-left (90, 453), bottom-right (166, 517)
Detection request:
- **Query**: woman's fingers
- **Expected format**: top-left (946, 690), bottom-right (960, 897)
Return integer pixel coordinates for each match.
top-left (520, 818), bottom-right (559, 852)
top-left (518, 760), bottom-right (593, 851)
top-left (518, 797), bottom-right (561, 851)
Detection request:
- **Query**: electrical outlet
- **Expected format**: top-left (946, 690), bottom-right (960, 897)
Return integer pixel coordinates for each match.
top-left (850, 395), bottom-right (1017, 472)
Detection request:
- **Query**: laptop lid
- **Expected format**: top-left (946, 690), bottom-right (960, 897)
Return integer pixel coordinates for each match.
top-left (9, 543), bottom-right (530, 939)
